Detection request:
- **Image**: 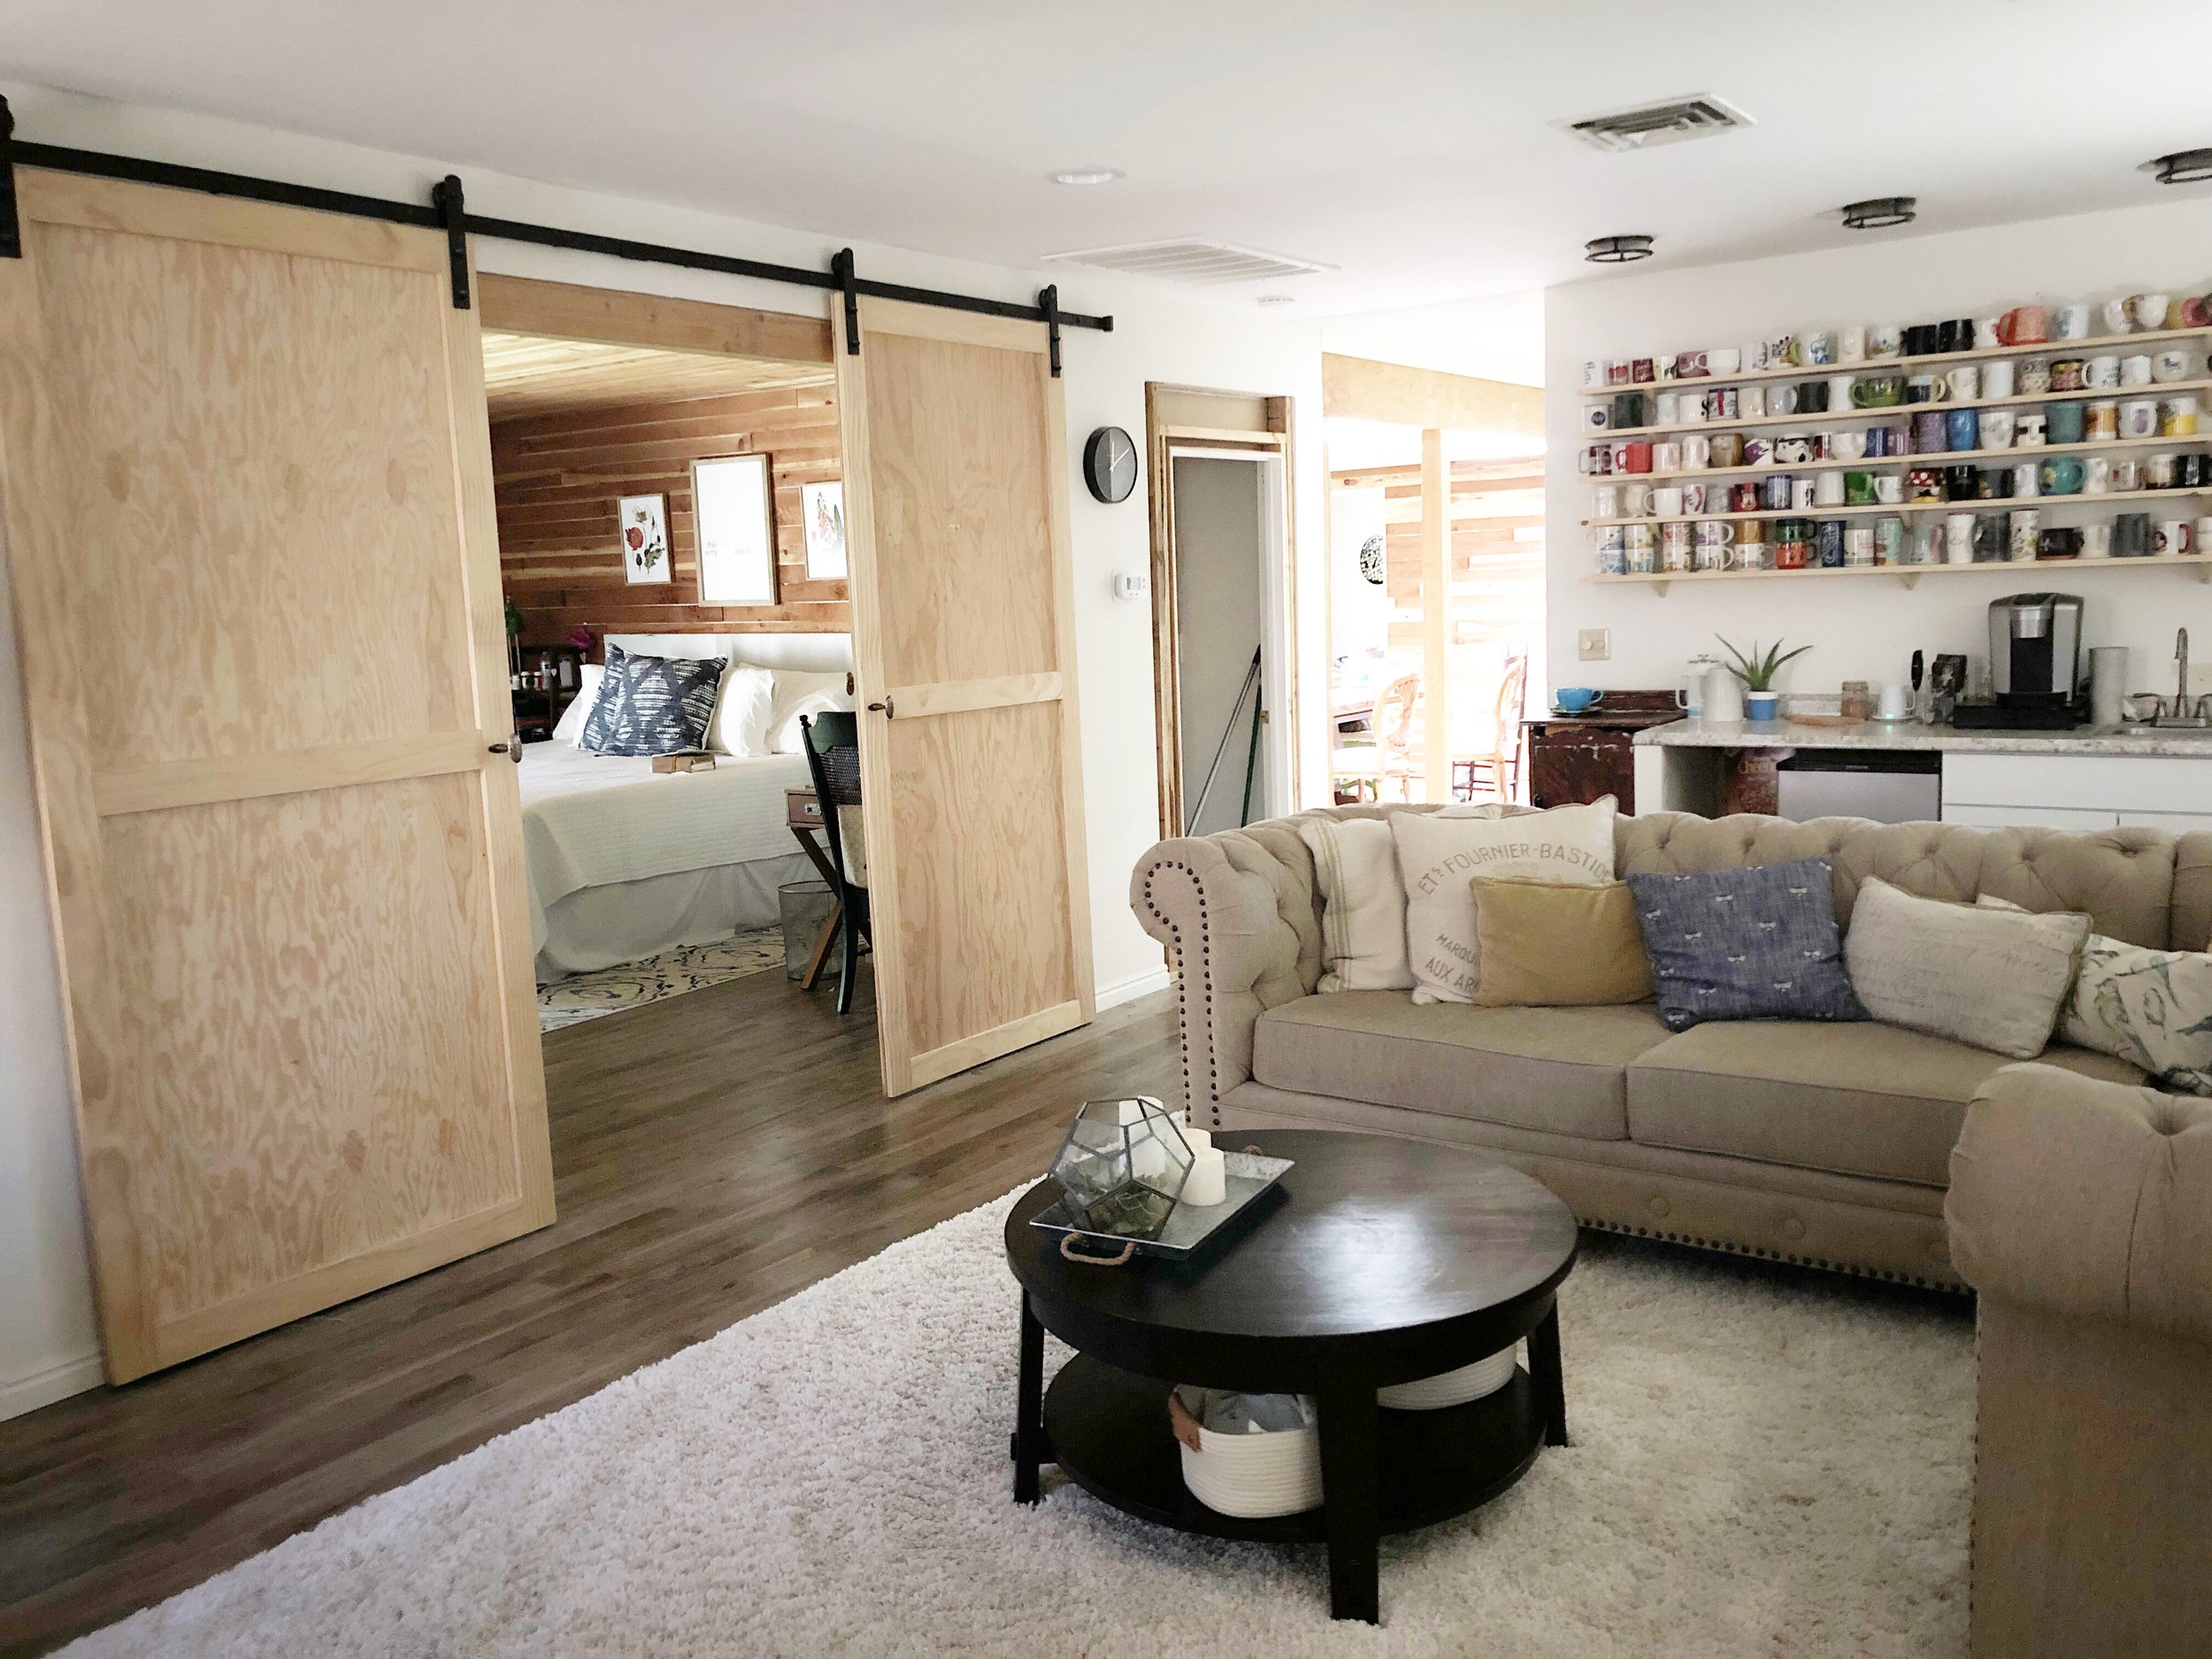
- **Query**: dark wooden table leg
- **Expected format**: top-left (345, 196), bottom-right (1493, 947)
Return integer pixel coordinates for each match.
top-left (1528, 1300), bottom-right (1568, 1448)
top-left (1012, 1292), bottom-right (1048, 1504)
top-left (1317, 1379), bottom-right (1381, 1624)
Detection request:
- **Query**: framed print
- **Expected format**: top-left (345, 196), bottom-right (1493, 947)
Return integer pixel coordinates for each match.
top-left (618, 494), bottom-right (671, 585)
top-left (802, 480), bottom-right (848, 580)
top-left (693, 454), bottom-right (778, 605)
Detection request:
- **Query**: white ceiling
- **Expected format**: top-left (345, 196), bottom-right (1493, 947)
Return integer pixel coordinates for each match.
top-left (5, 0), bottom-right (2209, 317)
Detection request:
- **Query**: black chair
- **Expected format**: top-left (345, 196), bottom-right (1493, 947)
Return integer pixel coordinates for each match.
top-left (799, 711), bottom-right (871, 1014)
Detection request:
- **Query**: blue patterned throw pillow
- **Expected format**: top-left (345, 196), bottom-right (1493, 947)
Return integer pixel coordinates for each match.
top-left (1626, 857), bottom-right (1865, 1032)
top-left (577, 645), bottom-right (727, 757)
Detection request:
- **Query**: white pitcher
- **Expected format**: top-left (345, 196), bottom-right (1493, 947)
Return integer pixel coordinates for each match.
top-left (1701, 663), bottom-right (1746, 726)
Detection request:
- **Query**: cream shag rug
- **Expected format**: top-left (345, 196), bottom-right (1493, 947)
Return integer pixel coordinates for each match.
top-left (537, 929), bottom-right (787, 1031)
top-left (64, 1198), bottom-right (1973, 1657)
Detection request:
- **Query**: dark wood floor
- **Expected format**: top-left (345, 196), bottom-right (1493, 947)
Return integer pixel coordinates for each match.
top-left (0, 969), bottom-right (1178, 1656)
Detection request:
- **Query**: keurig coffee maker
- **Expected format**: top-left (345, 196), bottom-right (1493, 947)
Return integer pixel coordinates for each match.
top-left (1952, 594), bottom-right (2084, 729)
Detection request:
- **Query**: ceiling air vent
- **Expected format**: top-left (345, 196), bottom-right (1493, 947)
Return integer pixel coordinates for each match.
top-left (1043, 239), bottom-right (1332, 287)
top-left (1565, 95), bottom-right (1753, 154)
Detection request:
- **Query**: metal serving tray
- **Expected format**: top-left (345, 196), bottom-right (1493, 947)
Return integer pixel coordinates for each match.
top-left (1029, 1151), bottom-right (1294, 1263)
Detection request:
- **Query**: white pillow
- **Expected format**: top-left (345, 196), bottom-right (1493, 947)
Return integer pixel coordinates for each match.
top-left (1296, 816), bottom-right (1412, 993)
top-left (764, 668), bottom-right (855, 754)
top-left (1390, 799), bottom-right (1617, 1005)
top-left (552, 664), bottom-right (605, 745)
top-left (1978, 896), bottom-right (2212, 1092)
top-left (1845, 878), bottom-right (2088, 1058)
top-left (705, 663), bottom-right (777, 756)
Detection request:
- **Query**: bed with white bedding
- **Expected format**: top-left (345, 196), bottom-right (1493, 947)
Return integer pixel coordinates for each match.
top-left (521, 631), bottom-right (852, 981)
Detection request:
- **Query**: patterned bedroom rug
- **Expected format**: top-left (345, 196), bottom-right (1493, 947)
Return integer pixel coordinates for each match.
top-left (537, 928), bottom-right (787, 1031)
top-left (61, 1197), bottom-right (1975, 1658)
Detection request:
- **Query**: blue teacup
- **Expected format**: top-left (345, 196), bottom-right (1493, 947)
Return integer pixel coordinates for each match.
top-left (1554, 687), bottom-right (1603, 713)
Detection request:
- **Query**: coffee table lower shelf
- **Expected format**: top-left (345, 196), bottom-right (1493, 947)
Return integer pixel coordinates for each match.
top-left (1041, 1352), bottom-right (1547, 1547)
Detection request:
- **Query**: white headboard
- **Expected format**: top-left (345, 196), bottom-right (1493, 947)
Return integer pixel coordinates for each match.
top-left (606, 632), bottom-right (853, 673)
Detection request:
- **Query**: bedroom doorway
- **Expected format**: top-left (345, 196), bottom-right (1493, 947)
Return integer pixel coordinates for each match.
top-left (476, 276), bottom-right (867, 1038)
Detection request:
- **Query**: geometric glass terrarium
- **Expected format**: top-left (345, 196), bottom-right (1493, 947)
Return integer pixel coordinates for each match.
top-left (1048, 1096), bottom-right (1194, 1240)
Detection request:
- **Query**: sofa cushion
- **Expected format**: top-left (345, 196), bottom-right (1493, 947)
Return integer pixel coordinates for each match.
top-left (1627, 1020), bottom-right (2146, 1187)
top-left (1249, 990), bottom-right (1672, 1140)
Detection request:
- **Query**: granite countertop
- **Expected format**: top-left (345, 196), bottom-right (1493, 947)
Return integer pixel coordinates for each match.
top-left (1635, 716), bottom-right (2212, 757)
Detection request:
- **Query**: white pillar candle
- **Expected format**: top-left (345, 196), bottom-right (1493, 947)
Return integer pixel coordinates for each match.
top-left (1178, 1122), bottom-right (1213, 1156)
top-left (1182, 1146), bottom-right (1227, 1207)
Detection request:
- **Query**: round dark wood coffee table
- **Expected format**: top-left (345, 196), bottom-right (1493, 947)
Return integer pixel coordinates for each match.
top-left (1004, 1128), bottom-right (1577, 1624)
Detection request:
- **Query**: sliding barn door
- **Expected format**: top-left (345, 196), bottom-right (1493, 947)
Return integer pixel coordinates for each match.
top-left (837, 298), bottom-right (1094, 1094)
top-left (0, 172), bottom-right (553, 1381)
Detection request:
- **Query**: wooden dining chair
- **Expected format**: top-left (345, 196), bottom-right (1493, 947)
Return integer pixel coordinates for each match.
top-left (799, 712), bottom-right (871, 1015)
top-left (1331, 672), bottom-right (1422, 803)
top-left (1454, 653), bottom-right (1530, 803)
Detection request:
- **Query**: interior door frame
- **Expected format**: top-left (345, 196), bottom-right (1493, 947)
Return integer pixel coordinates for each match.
top-left (1143, 384), bottom-right (1297, 840)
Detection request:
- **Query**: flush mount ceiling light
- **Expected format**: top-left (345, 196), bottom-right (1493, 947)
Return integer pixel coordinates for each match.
top-left (2150, 149), bottom-right (2212, 185)
top-left (1585, 234), bottom-right (1655, 265)
top-left (1048, 167), bottom-right (1123, 187)
top-left (1842, 196), bottom-right (1917, 230)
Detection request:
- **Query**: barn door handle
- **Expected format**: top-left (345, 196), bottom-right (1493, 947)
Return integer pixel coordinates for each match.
top-left (866, 699), bottom-right (895, 718)
top-left (488, 741), bottom-right (520, 762)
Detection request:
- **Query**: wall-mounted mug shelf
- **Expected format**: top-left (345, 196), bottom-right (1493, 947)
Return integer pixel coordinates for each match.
top-left (1580, 324), bottom-right (2212, 399)
top-left (1585, 485), bottom-right (2212, 529)
top-left (1588, 378), bottom-right (2212, 442)
top-left (1583, 429), bottom-right (2210, 488)
top-left (1590, 553), bottom-right (2212, 595)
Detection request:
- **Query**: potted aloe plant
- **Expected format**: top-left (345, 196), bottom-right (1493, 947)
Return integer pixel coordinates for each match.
top-left (1718, 637), bottom-right (1809, 723)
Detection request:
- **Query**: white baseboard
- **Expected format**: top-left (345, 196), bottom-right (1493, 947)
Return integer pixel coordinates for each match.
top-left (1, 1348), bottom-right (104, 1421)
top-left (1094, 965), bottom-right (1171, 1012)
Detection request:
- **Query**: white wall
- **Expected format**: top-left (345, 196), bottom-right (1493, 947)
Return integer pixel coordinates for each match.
top-left (1544, 197), bottom-right (2212, 704)
top-left (1322, 289), bottom-right (1546, 388)
top-left (0, 82), bottom-right (1328, 1414)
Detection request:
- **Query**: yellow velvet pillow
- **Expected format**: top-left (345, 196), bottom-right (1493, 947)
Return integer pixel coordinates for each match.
top-left (1469, 876), bottom-right (1655, 1007)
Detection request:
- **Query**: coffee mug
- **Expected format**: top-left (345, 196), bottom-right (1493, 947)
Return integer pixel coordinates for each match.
top-left (1944, 512), bottom-right (1977, 564)
top-left (1681, 483), bottom-right (1708, 515)
top-left (1694, 518), bottom-right (1737, 546)
top-left (2084, 355), bottom-right (2121, 389)
top-left (2080, 523), bottom-right (2113, 559)
top-left (1816, 519), bottom-right (1847, 567)
top-left (2153, 348), bottom-right (2194, 384)
top-left (2102, 296), bottom-right (2135, 335)
top-left (1870, 323), bottom-right (1903, 358)
top-left (1742, 386), bottom-right (1767, 419)
top-left (1829, 429), bottom-right (1867, 461)
top-left (2047, 401), bottom-right (2086, 445)
top-left (1877, 684), bottom-right (1911, 719)
top-left (1776, 434), bottom-right (1815, 465)
top-left (2009, 509), bottom-right (2040, 562)
top-left (1654, 486), bottom-right (1686, 516)
top-left (1594, 485), bottom-right (1622, 518)
top-left (2085, 400), bottom-right (2120, 440)
top-left (2122, 399), bottom-right (2161, 439)
top-left (2013, 461), bottom-right (2042, 498)
top-left (1947, 365), bottom-right (1980, 402)
top-left (2050, 358), bottom-right (2087, 393)
top-left (1947, 408), bottom-right (1982, 451)
top-left (1842, 470), bottom-right (1874, 506)
top-left (1763, 474), bottom-right (1794, 511)
top-left (1654, 441), bottom-right (1685, 472)
top-left (2040, 457), bottom-right (2085, 495)
top-left (1948, 464), bottom-right (1980, 501)
top-left (1662, 522), bottom-right (1695, 571)
top-left (1694, 539), bottom-right (1736, 573)
top-left (1585, 404), bottom-right (1612, 433)
top-left (2156, 519), bottom-right (2195, 557)
top-left (1737, 539), bottom-right (1772, 570)
top-left (1794, 477), bottom-right (1822, 510)
top-left (2148, 452), bottom-right (2177, 488)
top-left (1709, 347), bottom-right (1743, 375)
top-left (2114, 512), bottom-right (2153, 557)
top-left (2054, 303), bottom-right (2093, 341)
top-left (1844, 524), bottom-right (1877, 565)
top-left (1839, 326), bottom-right (1867, 364)
top-left (1982, 358), bottom-right (2016, 399)
top-left (1624, 482), bottom-right (1655, 516)
top-left (2085, 456), bottom-right (2114, 494)
top-left (1998, 306), bottom-right (2049, 345)
top-left (2123, 354), bottom-right (2155, 386)
top-left (2039, 526), bottom-right (2083, 560)
top-left (2199, 516), bottom-right (2212, 554)
top-left (1980, 408), bottom-right (2016, 449)
top-left (1799, 380), bottom-right (1832, 414)
top-left (2129, 294), bottom-right (2172, 332)
top-left (1906, 374), bottom-right (1947, 404)
top-left (1913, 410), bottom-right (1948, 453)
top-left (2015, 413), bottom-right (2047, 447)
top-left (1773, 385), bottom-right (1801, 416)
top-left (1674, 349), bottom-right (1710, 380)
top-left (1978, 466), bottom-right (2013, 500)
top-left (1655, 392), bottom-right (1681, 426)
top-left (2161, 396), bottom-right (2200, 436)
top-left (1710, 434), bottom-right (1746, 467)
top-left (1684, 434), bottom-right (1714, 469)
top-left (1804, 332), bottom-right (1835, 366)
top-left (1743, 436), bottom-right (1773, 466)
top-left (1874, 473), bottom-right (1905, 504)
top-left (1851, 373), bottom-right (1906, 409)
top-left (1631, 357), bottom-right (1655, 383)
top-left (1874, 516), bottom-right (1906, 564)
top-left (2018, 360), bottom-right (2053, 396)
top-left (2115, 458), bottom-right (2144, 491)
top-left (1909, 467), bottom-right (1945, 502)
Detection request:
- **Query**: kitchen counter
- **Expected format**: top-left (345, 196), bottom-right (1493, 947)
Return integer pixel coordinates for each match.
top-left (1634, 716), bottom-right (2212, 759)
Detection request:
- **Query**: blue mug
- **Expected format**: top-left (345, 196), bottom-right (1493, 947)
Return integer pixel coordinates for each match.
top-left (1947, 407), bottom-right (1980, 452)
top-left (1555, 687), bottom-right (1604, 713)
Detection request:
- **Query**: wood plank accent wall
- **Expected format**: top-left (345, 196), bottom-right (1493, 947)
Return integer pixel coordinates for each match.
top-left (492, 380), bottom-right (846, 641)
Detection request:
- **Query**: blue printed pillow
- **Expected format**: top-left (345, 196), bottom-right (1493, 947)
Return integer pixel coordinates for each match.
top-left (1626, 857), bottom-right (1865, 1032)
top-left (577, 645), bottom-right (727, 757)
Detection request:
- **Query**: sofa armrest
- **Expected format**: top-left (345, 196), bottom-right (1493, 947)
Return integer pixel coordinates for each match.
top-left (1947, 1062), bottom-right (2212, 1344)
top-left (1132, 832), bottom-right (1316, 1127)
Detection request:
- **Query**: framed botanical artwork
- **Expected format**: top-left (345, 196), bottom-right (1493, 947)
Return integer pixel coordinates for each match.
top-left (618, 494), bottom-right (671, 585)
top-left (692, 454), bottom-right (778, 605)
top-left (802, 480), bottom-right (848, 580)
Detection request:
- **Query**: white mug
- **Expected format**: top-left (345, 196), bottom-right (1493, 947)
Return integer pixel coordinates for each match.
top-left (1793, 477), bottom-right (1819, 510)
top-left (1814, 472), bottom-right (1847, 507)
top-left (1947, 365), bottom-right (1980, 401)
top-left (2162, 396), bottom-right (2200, 436)
top-left (2084, 355), bottom-right (2121, 388)
top-left (2123, 354), bottom-right (2155, 386)
top-left (2153, 348), bottom-right (2193, 384)
top-left (1709, 347), bottom-right (1742, 375)
top-left (1655, 392), bottom-right (1681, 426)
top-left (1594, 485), bottom-right (1622, 518)
top-left (1741, 386), bottom-right (1767, 419)
top-left (1874, 473), bottom-right (1906, 504)
top-left (2009, 508), bottom-right (2040, 562)
top-left (1876, 684), bottom-right (1911, 720)
top-left (1830, 429), bottom-right (1867, 461)
top-left (2080, 523), bottom-right (2113, 559)
top-left (1980, 408), bottom-right (2016, 449)
top-left (1654, 441), bottom-right (1685, 471)
top-left (2055, 303), bottom-right (2093, 341)
top-left (2123, 399), bottom-right (2161, 438)
top-left (1870, 323), bottom-right (1904, 357)
top-left (1694, 540), bottom-right (1736, 572)
top-left (2131, 293), bottom-right (2173, 331)
top-left (2013, 461), bottom-right (2041, 497)
top-left (1839, 325), bottom-right (1868, 363)
top-left (1684, 434), bottom-right (1713, 469)
top-left (1982, 358), bottom-right (2016, 398)
top-left (2156, 519), bottom-right (2195, 557)
top-left (1944, 512), bottom-right (1976, 564)
top-left (2085, 456), bottom-right (2114, 494)
top-left (2102, 296), bottom-right (2135, 335)
top-left (1624, 482), bottom-right (1654, 516)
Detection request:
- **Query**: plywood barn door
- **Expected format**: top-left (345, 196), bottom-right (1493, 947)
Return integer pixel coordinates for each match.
top-left (0, 172), bottom-right (554, 1381)
top-left (836, 298), bottom-right (1094, 1095)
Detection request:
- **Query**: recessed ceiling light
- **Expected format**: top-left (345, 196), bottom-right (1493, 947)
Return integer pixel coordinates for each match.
top-left (1048, 167), bottom-right (1123, 187)
top-left (1842, 196), bottom-right (1917, 230)
top-left (1585, 234), bottom-right (1655, 265)
top-left (2150, 149), bottom-right (2212, 185)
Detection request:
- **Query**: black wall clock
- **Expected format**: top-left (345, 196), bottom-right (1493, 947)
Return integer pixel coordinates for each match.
top-left (1083, 426), bottom-right (1140, 503)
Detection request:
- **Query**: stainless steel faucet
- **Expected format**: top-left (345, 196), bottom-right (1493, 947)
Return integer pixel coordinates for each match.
top-left (2179, 627), bottom-right (2193, 720)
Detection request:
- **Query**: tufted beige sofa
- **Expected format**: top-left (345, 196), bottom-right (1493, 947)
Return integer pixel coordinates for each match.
top-left (1947, 1064), bottom-right (2212, 1655)
top-left (1131, 806), bottom-right (2212, 1287)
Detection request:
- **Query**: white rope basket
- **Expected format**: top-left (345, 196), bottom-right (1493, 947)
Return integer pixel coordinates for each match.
top-left (1376, 1343), bottom-right (1518, 1411)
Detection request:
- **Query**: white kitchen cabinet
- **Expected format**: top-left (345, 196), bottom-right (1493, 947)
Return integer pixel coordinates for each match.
top-left (2118, 809), bottom-right (2212, 833)
top-left (1942, 751), bottom-right (2212, 832)
top-left (1941, 803), bottom-right (2120, 832)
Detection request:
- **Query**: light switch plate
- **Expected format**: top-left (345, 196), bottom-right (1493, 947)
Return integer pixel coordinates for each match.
top-left (1577, 628), bottom-right (1610, 662)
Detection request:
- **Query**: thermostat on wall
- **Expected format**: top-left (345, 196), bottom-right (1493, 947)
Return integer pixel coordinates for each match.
top-left (1114, 572), bottom-right (1149, 601)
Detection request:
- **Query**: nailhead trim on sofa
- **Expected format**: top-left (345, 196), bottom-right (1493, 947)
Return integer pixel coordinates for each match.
top-left (1140, 861), bottom-right (1224, 1131)
top-left (1576, 1215), bottom-right (1969, 1293)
